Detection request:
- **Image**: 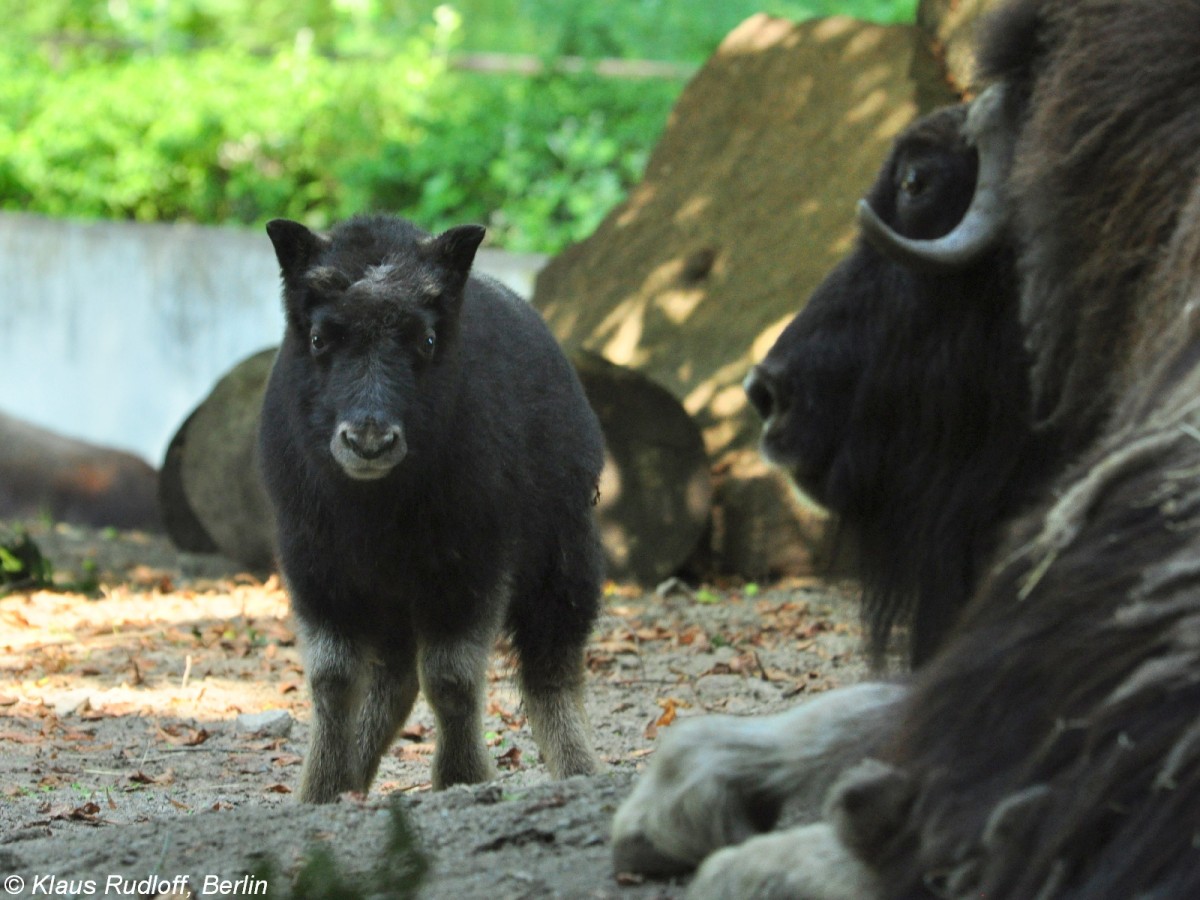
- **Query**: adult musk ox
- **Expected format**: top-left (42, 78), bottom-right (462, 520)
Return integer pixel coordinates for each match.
top-left (744, 105), bottom-right (1038, 668)
top-left (258, 214), bottom-right (605, 802)
top-left (613, 1), bottom-right (1200, 897)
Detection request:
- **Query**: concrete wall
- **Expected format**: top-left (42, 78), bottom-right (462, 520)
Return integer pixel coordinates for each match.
top-left (0, 212), bottom-right (546, 465)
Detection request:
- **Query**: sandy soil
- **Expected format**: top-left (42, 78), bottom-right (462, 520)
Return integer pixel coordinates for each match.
top-left (0, 520), bottom-right (868, 899)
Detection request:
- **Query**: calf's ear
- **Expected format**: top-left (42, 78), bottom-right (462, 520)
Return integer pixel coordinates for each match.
top-left (428, 224), bottom-right (486, 276)
top-left (266, 219), bottom-right (329, 281)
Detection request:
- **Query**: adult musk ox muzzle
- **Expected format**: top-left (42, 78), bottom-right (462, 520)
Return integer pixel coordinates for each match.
top-left (743, 359), bottom-right (830, 503)
top-left (858, 86), bottom-right (1014, 272)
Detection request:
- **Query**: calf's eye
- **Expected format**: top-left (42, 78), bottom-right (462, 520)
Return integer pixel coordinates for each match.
top-left (420, 333), bottom-right (436, 357)
top-left (310, 331), bottom-right (326, 353)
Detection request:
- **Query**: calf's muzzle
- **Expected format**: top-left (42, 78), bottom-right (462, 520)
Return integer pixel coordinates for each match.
top-left (331, 417), bottom-right (407, 478)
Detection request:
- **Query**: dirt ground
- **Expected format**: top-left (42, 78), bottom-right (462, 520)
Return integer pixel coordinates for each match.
top-left (0, 520), bottom-right (869, 899)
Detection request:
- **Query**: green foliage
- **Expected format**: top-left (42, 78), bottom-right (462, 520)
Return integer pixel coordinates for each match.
top-left (398, 0), bottom-right (919, 60)
top-left (0, 529), bottom-right (102, 596)
top-left (345, 71), bottom-right (669, 251)
top-left (1, 7), bottom-right (460, 230)
top-left (0, 0), bottom-right (918, 252)
top-left (0, 531), bottom-right (55, 593)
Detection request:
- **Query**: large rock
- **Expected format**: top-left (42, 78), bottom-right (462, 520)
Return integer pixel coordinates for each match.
top-left (159, 348), bottom-right (276, 570)
top-left (158, 405), bottom-right (220, 555)
top-left (703, 449), bottom-right (843, 581)
top-left (160, 348), bottom-right (711, 585)
top-left (574, 351), bottom-right (710, 584)
top-left (918, 0), bottom-right (1010, 91)
top-left (0, 411), bottom-right (161, 530)
top-left (532, 14), bottom-right (958, 575)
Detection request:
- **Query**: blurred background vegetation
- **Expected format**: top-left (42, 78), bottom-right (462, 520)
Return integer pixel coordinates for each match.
top-left (1, 0), bottom-right (918, 253)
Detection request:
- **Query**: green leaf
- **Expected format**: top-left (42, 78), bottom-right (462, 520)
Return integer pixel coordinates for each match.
top-left (0, 532), bottom-right (54, 592)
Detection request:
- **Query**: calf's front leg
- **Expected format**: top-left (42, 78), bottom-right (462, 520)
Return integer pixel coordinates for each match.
top-left (354, 654), bottom-right (420, 793)
top-left (299, 629), bottom-right (370, 803)
top-left (419, 633), bottom-right (496, 788)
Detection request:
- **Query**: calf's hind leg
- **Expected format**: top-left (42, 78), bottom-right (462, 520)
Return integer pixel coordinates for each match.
top-left (517, 639), bottom-right (599, 778)
top-left (510, 547), bottom-right (602, 779)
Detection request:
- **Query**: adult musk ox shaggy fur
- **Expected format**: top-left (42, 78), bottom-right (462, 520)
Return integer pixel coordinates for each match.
top-left (258, 214), bottom-right (605, 802)
top-left (613, 1), bottom-right (1200, 896)
top-left (744, 105), bottom-right (1038, 667)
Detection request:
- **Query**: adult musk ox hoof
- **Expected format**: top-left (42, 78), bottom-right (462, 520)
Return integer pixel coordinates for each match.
top-left (687, 823), bottom-right (882, 900)
top-left (611, 832), bottom-right (694, 879)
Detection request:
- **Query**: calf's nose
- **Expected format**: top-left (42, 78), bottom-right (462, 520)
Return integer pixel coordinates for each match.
top-left (744, 366), bottom-right (780, 421)
top-left (340, 420), bottom-right (402, 460)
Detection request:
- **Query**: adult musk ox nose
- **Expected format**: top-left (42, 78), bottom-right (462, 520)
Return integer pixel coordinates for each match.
top-left (744, 366), bottom-right (780, 421)
top-left (331, 418), bottom-right (407, 479)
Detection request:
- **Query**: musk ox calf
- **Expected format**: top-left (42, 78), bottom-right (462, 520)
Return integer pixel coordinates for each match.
top-left (615, 1), bottom-right (1200, 897)
top-left (744, 105), bottom-right (1038, 667)
top-left (258, 214), bottom-right (604, 802)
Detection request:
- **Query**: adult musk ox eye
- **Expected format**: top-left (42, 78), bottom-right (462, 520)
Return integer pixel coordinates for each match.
top-left (310, 330), bottom-right (328, 354)
top-left (420, 333), bottom-right (436, 358)
top-left (900, 166), bottom-right (927, 198)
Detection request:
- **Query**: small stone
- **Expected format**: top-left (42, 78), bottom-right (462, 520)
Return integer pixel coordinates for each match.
top-left (51, 690), bottom-right (93, 717)
top-left (236, 709), bottom-right (294, 738)
top-left (655, 576), bottom-right (694, 600)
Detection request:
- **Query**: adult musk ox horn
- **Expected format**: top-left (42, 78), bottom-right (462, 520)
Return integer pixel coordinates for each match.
top-left (857, 85), bottom-right (1013, 272)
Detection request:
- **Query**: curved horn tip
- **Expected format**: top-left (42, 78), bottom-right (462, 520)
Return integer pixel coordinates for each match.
top-left (855, 199), bottom-right (904, 257)
top-left (964, 84), bottom-right (1009, 143)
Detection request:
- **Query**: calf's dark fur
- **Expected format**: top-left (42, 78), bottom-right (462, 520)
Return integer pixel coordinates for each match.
top-left (258, 214), bottom-right (604, 802)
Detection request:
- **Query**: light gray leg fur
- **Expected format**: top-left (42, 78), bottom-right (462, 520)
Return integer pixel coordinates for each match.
top-left (687, 823), bottom-right (883, 900)
top-left (299, 629), bottom-right (370, 803)
top-left (684, 759), bottom-right (909, 899)
top-left (419, 634), bottom-right (496, 789)
top-left (354, 657), bottom-right (420, 792)
top-left (611, 681), bottom-right (908, 875)
top-left (519, 642), bottom-right (600, 778)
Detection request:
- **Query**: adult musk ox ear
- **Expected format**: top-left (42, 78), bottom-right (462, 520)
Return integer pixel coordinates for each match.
top-left (266, 219), bottom-right (330, 283)
top-left (427, 224), bottom-right (487, 276)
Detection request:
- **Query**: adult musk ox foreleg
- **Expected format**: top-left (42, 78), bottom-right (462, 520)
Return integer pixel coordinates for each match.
top-left (686, 825), bottom-right (880, 900)
top-left (685, 758), bottom-right (913, 899)
top-left (610, 682), bottom-right (907, 877)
